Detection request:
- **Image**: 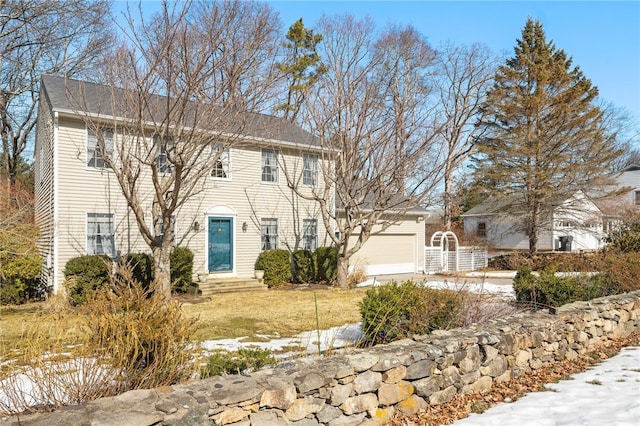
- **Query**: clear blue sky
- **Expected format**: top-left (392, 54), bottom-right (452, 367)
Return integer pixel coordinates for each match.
top-left (121, 1), bottom-right (640, 123)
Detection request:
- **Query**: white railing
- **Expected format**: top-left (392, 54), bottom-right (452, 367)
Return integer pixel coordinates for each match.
top-left (424, 231), bottom-right (487, 274)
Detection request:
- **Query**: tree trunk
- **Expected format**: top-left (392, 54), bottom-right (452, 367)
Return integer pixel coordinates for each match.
top-left (153, 245), bottom-right (172, 298)
top-left (528, 203), bottom-right (540, 257)
top-left (336, 254), bottom-right (349, 289)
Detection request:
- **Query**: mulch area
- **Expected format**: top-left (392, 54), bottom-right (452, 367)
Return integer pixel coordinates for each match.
top-left (386, 330), bottom-right (640, 426)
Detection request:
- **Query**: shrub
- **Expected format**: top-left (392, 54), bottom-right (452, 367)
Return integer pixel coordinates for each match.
top-left (255, 249), bottom-right (291, 288)
top-left (64, 255), bottom-right (112, 305)
top-left (314, 246), bottom-right (338, 282)
top-left (513, 267), bottom-right (603, 307)
top-left (84, 269), bottom-right (198, 390)
top-left (119, 252), bottom-right (154, 289)
top-left (603, 214), bottom-right (640, 253)
top-left (200, 347), bottom-right (275, 378)
top-left (359, 280), bottom-right (462, 345)
top-left (292, 249), bottom-right (315, 283)
top-left (346, 267), bottom-right (367, 288)
top-left (0, 254), bottom-right (43, 305)
top-left (171, 246), bottom-right (194, 293)
top-left (599, 250), bottom-right (640, 294)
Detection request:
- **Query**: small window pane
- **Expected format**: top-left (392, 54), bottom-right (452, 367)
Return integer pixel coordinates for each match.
top-left (261, 218), bottom-right (278, 250)
top-left (156, 137), bottom-right (173, 174)
top-left (261, 149), bottom-right (278, 183)
top-left (476, 222), bottom-right (486, 237)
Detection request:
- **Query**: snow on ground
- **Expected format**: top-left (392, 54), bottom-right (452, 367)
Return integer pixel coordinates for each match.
top-left (356, 278), bottom-right (516, 299)
top-left (452, 345), bottom-right (640, 426)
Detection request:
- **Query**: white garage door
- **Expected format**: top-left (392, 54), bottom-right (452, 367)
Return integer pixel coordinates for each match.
top-left (350, 233), bottom-right (417, 275)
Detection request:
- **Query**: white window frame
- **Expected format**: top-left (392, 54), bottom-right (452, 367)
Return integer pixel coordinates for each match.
top-left (87, 213), bottom-right (116, 258)
top-left (156, 214), bottom-right (177, 244)
top-left (155, 136), bottom-right (174, 175)
top-left (302, 218), bottom-right (318, 251)
top-left (87, 127), bottom-right (114, 169)
top-left (261, 218), bottom-right (278, 250)
top-left (261, 148), bottom-right (279, 183)
top-left (211, 143), bottom-right (231, 180)
top-left (303, 153), bottom-right (318, 187)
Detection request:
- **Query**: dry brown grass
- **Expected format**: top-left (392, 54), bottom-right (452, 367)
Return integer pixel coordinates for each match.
top-left (182, 287), bottom-right (369, 341)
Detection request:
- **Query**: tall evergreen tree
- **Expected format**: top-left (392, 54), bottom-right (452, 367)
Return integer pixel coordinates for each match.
top-left (473, 19), bottom-right (622, 255)
top-left (276, 18), bottom-right (326, 122)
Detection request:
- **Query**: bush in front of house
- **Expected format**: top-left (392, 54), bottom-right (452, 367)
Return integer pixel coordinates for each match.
top-left (170, 246), bottom-right (194, 293)
top-left (0, 253), bottom-right (43, 305)
top-left (292, 249), bottom-right (315, 283)
top-left (599, 250), bottom-right (640, 295)
top-left (119, 252), bottom-right (154, 289)
top-left (359, 280), bottom-right (462, 346)
top-left (603, 213), bottom-right (640, 253)
top-left (314, 246), bottom-right (338, 282)
top-left (64, 255), bottom-right (112, 305)
top-left (255, 249), bottom-right (291, 288)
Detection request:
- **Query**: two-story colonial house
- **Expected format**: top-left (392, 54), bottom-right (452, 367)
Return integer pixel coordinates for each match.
top-left (35, 75), bottom-right (426, 294)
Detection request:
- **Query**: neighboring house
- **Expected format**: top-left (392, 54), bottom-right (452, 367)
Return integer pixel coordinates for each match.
top-left (461, 166), bottom-right (640, 252)
top-left (34, 75), bottom-right (425, 293)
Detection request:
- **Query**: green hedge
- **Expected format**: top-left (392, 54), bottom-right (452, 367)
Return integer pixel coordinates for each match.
top-left (64, 255), bottom-right (112, 305)
top-left (314, 246), bottom-right (338, 282)
top-left (255, 249), bottom-right (291, 288)
top-left (359, 280), bottom-right (462, 345)
top-left (513, 267), bottom-right (604, 308)
top-left (119, 252), bottom-right (154, 289)
top-left (171, 247), bottom-right (194, 293)
top-left (292, 249), bottom-right (315, 283)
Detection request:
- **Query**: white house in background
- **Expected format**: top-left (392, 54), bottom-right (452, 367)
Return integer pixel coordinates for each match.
top-left (461, 165), bottom-right (640, 252)
top-left (34, 75), bottom-right (425, 294)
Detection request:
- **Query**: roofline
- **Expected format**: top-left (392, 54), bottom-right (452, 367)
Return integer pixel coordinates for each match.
top-left (54, 108), bottom-right (335, 154)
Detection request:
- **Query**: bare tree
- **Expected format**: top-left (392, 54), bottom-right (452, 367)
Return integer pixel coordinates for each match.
top-left (433, 42), bottom-right (496, 230)
top-left (0, 0), bottom-right (112, 188)
top-left (70, 1), bottom-right (282, 297)
top-left (283, 16), bottom-right (442, 288)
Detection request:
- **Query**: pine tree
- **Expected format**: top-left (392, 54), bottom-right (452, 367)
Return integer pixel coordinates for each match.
top-left (276, 18), bottom-right (326, 122)
top-left (474, 19), bottom-right (622, 255)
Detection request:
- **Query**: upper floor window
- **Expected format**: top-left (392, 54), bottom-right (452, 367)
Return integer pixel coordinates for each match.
top-left (155, 136), bottom-right (173, 174)
top-left (303, 153), bottom-right (318, 186)
top-left (303, 218), bottom-right (318, 251)
top-left (211, 143), bottom-right (230, 179)
top-left (261, 218), bottom-right (278, 250)
top-left (87, 213), bottom-right (116, 258)
top-left (87, 128), bottom-right (114, 169)
top-left (261, 148), bottom-right (278, 183)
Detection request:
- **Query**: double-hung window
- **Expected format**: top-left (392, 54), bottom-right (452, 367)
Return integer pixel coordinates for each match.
top-left (211, 143), bottom-right (231, 179)
top-left (87, 213), bottom-right (116, 258)
top-left (155, 136), bottom-right (174, 174)
top-left (476, 222), bottom-right (486, 238)
top-left (87, 128), bottom-right (114, 169)
top-left (635, 191), bottom-right (640, 206)
top-left (303, 153), bottom-right (318, 186)
top-left (261, 218), bottom-right (278, 250)
top-left (302, 218), bottom-right (318, 251)
top-left (261, 148), bottom-right (278, 183)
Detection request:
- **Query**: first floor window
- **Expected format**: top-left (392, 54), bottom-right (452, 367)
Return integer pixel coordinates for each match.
top-left (476, 222), bottom-right (486, 238)
top-left (303, 219), bottom-right (318, 251)
top-left (87, 213), bottom-right (115, 258)
top-left (635, 191), bottom-right (640, 206)
top-left (261, 218), bottom-right (278, 250)
top-left (87, 128), bottom-right (114, 169)
top-left (261, 148), bottom-right (278, 183)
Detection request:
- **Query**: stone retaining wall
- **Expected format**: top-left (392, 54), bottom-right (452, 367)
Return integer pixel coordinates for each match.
top-left (3, 291), bottom-right (640, 426)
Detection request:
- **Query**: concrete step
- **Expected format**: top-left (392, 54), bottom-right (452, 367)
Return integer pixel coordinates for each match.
top-left (196, 278), bottom-right (268, 295)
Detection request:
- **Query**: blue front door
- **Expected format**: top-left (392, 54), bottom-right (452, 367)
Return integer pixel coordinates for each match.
top-left (208, 217), bottom-right (233, 272)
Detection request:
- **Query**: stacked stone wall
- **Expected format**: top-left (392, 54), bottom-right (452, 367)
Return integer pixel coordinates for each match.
top-left (3, 291), bottom-right (640, 426)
